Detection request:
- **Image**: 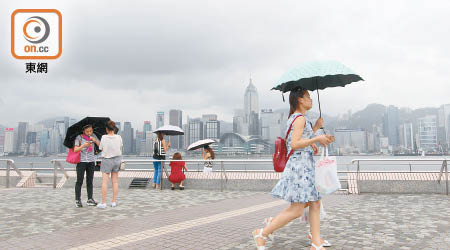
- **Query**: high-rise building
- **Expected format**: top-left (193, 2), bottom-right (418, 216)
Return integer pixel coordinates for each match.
top-left (115, 122), bottom-right (121, 134)
top-left (183, 124), bottom-right (189, 148)
top-left (260, 109), bottom-right (284, 144)
top-left (4, 128), bottom-right (15, 153)
top-left (399, 122), bottom-right (414, 152)
top-left (202, 114), bottom-right (217, 122)
top-left (205, 120), bottom-right (220, 140)
top-left (244, 78), bottom-right (259, 136)
top-left (16, 122), bottom-right (28, 153)
top-left (122, 122), bottom-right (133, 154)
top-left (26, 132), bottom-right (37, 144)
top-left (418, 115), bottom-right (437, 152)
top-left (438, 104), bottom-right (450, 149)
top-left (383, 106), bottom-right (399, 147)
top-left (135, 131), bottom-right (144, 155)
top-left (334, 128), bottom-right (367, 154)
top-left (55, 121), bottom-right (66, 153)
top-left (233, 109), bottom-right (245, 134)
top-left (0, 134), bottom-right (4, 153)
top-left (64, 117), bottom-right (70, 133)
top-left (69, 118), bottom-right (77, 127)
top-left (40, 130), bottom-right (49, 154)
top-left (156, 112), bottom-right (165, 129)
top-left (169, 110), bottom-right (183, 149)
top-left (188, 118), bottom-right (203, 146)
top-left (145, 131), bottom-right (153, 156)
top-left (143, 121), bottom-right (152, 139)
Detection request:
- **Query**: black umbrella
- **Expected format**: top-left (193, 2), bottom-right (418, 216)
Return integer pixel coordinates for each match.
top-left (63, 117), bottom-right (111, 149)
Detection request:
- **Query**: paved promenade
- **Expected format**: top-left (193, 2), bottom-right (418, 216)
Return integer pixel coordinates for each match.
top-left (0, 187), bottom-right (449, 249)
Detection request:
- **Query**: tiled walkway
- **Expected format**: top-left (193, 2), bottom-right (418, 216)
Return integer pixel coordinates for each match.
top-left (0, 188), bottom-right (449, 249)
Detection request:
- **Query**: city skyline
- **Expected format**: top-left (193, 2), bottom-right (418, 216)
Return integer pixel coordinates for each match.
top-left (1, 101), bottom-right (449, 155)
top-left (0, 101), bottom-right (448, 130)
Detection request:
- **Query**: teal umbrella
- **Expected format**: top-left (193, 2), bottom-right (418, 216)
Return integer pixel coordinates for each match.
top-left (272, 60), bottom-right (364, 117)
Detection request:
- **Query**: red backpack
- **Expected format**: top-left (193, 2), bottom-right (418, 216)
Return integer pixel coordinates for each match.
top-left (273, 115), bottom-right (302, 172)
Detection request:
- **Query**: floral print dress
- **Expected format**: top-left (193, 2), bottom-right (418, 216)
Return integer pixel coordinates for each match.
top-left (271, 113), bottom-right (321, 203)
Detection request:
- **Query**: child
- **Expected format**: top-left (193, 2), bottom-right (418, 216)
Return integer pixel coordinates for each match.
top-left (169, 152), bottom-right (188, 190)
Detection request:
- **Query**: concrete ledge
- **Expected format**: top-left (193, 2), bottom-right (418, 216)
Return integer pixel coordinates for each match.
top-left (359, 180), bottom-right (449, 194)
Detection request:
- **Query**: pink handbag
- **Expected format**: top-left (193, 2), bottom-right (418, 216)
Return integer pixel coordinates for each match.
top-left (66, 137), bottom-right (81, 164)
top-left (66, 148), bottom-right (80, 164)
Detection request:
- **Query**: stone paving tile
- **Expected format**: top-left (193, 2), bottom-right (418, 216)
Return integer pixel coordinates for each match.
top-left (230, 194), bottom-right (450, 250)
top-left (0, 187), bottom-right (258, 241)
top-left (0, 187), bottom-right (449, 249)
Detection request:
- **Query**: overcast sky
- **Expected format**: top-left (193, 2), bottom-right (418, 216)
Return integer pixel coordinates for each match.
top-left (1, 0), bottom-right (449, 128)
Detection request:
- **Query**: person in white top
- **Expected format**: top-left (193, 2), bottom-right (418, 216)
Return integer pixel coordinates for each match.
top-left (97, 120), bottom-right (123, 209)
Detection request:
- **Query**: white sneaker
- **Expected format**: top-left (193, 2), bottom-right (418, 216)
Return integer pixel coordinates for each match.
top-left (97, 203), bottom-right (107, 209)
top-left (111, 202), bottom-right (117, 207)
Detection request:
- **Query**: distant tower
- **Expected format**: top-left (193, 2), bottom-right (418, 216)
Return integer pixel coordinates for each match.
top-left (244, 78), bottom-right (259, 136)
top-left (156, 112), bottom-right (164, 129)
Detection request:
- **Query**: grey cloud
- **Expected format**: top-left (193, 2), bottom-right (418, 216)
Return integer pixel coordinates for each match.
top-left (1, 0), bottom-right (450, 127)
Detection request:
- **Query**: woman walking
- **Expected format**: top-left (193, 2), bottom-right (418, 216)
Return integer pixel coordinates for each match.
top-left (153, 131), bottom-right (170, 189)
top-left (252, 87), bottom-right (334, 250)
top-left (73, 124), bottom-right (100, 208)
top-left (97, 120), bottom-right (123, 208)
top-left (202, 145), bottom-right (214, 173)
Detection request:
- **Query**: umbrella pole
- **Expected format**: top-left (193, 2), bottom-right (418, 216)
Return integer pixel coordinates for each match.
top-left (317, 88), bottom-right (322, 118)
top-left (316, 80), bottom-right (326, 133)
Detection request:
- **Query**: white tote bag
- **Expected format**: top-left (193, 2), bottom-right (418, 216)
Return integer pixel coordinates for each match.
top-left (315, 147), bottom-right (341, 194)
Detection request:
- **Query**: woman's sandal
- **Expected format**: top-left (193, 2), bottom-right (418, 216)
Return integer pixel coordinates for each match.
top-left (263, 217), bottom-right (275, 242)
top-left (311, 243), bottom-right (325, 250)
top-left (179, 186), bottom-right (185, 190)
top-left (252, 228), bottom-right (267, 250)
top-left (308, 232), bottom-right (331, 247)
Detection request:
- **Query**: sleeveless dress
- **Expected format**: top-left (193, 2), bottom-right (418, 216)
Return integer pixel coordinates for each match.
top-left (271, 113), bottom-right (321, 203)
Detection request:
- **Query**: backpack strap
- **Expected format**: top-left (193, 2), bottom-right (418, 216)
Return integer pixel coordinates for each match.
top-left (285, 114), bottom-right (304, 160)
top-left (285, 114), bottom-right (303, 140)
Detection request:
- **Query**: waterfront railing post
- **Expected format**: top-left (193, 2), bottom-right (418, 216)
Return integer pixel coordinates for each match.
top-left (6, 160), bottom-right (10, 188)
top-left (53, 161), bottom-right (57, 189)
top-left (445, 159), bottom-right (448, 196)
top-left (356, 160), bottom-right (360, 194)
top-left (220, 161), bottom-right (223, 192)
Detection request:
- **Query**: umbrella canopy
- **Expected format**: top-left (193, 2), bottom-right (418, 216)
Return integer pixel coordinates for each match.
top-left (153, 125), bottom-right (184, 136)
top-left (272, 61), bottom-right (364, 117)
top-left (272, 60), bottom-right (363, 93)
top-left (63, 117), bottom-right (111, 148)
top-left (187, 139), bottom-right (216, 151)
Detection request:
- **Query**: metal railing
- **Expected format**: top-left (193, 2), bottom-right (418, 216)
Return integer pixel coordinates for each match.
top-left (2, 157), bottom-right (447, 194)
top-left (351, 158), bottom-right (449, 195)
top-left (0, 159), bottom-right (23, 188)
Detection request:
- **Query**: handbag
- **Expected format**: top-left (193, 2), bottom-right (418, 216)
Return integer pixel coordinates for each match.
top-left (66, 148), bottom-right (80, 164)
top-left (315, 147), bottom-right (341, 194)
top-left (66, 137), bottom-right (81, 164)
